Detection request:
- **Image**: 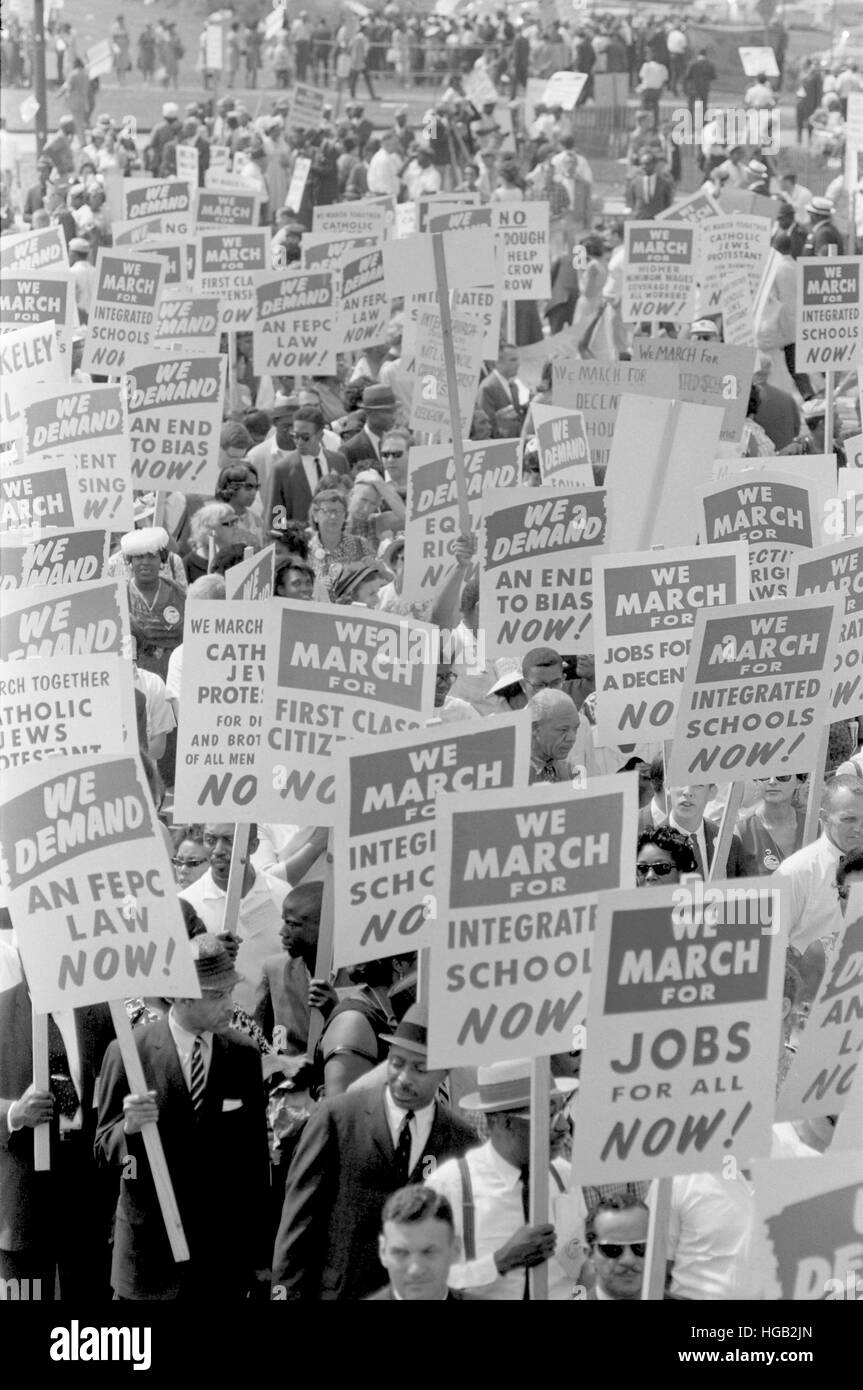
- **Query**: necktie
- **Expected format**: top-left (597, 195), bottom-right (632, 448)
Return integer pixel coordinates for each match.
top-left (314, 456), bottom-right (324, 485)
top-left (509, 381), bottom-right (521, 414)
top-left (47, 1014), bottom-right (79, 1120)
top-left (395, 1110), bottom-right (414, 1182)
top-left (520, 1167), bottom-right (531, 1300)
top-left (189, 1035), bottom-right (206, 1114)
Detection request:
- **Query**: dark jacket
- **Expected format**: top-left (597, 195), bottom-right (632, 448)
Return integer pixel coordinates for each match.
top-left (263, 446), bottom-right (349, 530)
top-left (271, 1079), bottom-right (475, 1301)
top-left (636, 807), bottom-right (747, 878)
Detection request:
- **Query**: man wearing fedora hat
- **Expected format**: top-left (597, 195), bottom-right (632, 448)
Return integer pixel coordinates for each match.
top-left (340, 385), bottom-right (397, 470)
top-left (802, 197), bottom-right (842, 257)
top-left (96, 935), bottom-right (271, 1299)
top-left (425, 1058), bottom-right (586, 1300)
top-left (271, 1004), bottom-right (474, 1301)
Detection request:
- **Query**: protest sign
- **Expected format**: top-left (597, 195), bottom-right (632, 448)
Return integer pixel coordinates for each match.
top-left (789, 536), bottom-right (863, 716)
top-left (0, 654), bottom-right (134, 770)
top-left (0, 271), bottom-right (78, 363)
top-left (173, 600), bottom-right (436, 826)
top-left (80, 249), bottom-right (166, 377)
top-left (717, 186), bottom-right (780, 221)
top-left (518, 325), bottom-right (581, 391)
top-left (720, 270), bottom-right (755, 345)
top-left (552, 358), bottom-right (680, 477)
top-left (313, 202), bottom-right (388, 239)
top-left (119, 178), bottom-right (194, 237)
top-left (395, 202), bottom-right (416, 239)
top-left (698, 472), bottom-right (828, 601)
top-left (196, 229), bottom-right (269, 331)
top-left (631, 339), bottom-right (756, 443)
top-left (592, 542), bottom-right (750, 750)
top-left (339, 247), bottom-right (390, 352)
top-left (402, 440), bottom-right (520, 609)
top-left (493, 205), bottom-right (550, 301)
top-left (403, 283), bottom-right (499, 361)
top-left (202, 170), bottom-right (252, 194)
top-left (427, 776), bottom-right (637, 1069)
top-left (697, 215), bottom-right (771, 316)
top-left (301, 232), bottom-right (377, 275)
top-left (0, 754), bottom-right (198, 1013)
top-left (738, 46), bottom-right (779, 77)
top-left (845, 92), bottom-right (863, 193)
top-left (776, 888), bottom-right (863, 1124)
top-left (194, 189), bottom-right (260, 230)
top-left (224, 545), bottom-right (275, 602)
top-left (410, 306), bottom-right (485, 441)
top-left (125, 355), bottom-right (226, 495)
top-left (531, 404), bottom-right (592, 487)
top-left (656, 187), bottom-right (720, 226)
top-left (284, 156), bottom-right (311, 215)
top-left (479, 485), bottom-right (607, 660)
top-left (0, 528), bottom-right (108, 593)
top-left (86, 38), bottom-right (114, 78)
top-left (711, 454), bottom-right (837, 492)
top-left (622, 222), bottom-right (697, 324)
top-left (464, 64), bottom-right (499, 108)
top-left (151, 296), bottom-right (221, 357)
top-left (572, 882), bottom-right (786, 1185)
top-left (795, 256), bottom-right (863, 372)
top-left (381, 226), bottom-right (496, 300)
top-left (0, 225), bottom-right (68, 274)
top-left (0, 458), bottom-right (87, 538)
top-left (23, 384), bottom-right (133, 530)
top-left (333, 715), bottom-right (532, 968)
top-left (751, 1152), bottom-right (863, 1301)
top-left (252, 269), bottom-right (337, 375)
top-left (605, 397), bottom-right (725, 552)
top-left (427, 207), bottom-right (491, 234)
top-left (543, 70), bottom-right (588, 109)
top-left (665, 593), bottom-right (842, 783)
top-left (0, 322), bottom-right (65, 443)
top-left (416, 194), bottom-right (480, 235)
top-left (175, 146), bottom-right (199, 186)
top-left (288, 82), bottom-right (327, 134)
top-left (131, 239), bottom-right (196, 289)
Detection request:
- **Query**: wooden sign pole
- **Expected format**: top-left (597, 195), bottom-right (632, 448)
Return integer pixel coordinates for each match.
top-left (642, 1175), bottom-right (672, 1300)
top-left (107, 1001), bottom-right (190, 1262)
top-left (709, 783), bottom-right (745, 880)
top-left (32, 1012), bottom-right (50, 1171)
top-left (431, 232), bottom-right (472, 541)
top-left (529, 1056), bottom-right (551, 1301)
top-left (222, 822), bottom-right (252, 939)
top-left (307, 830), bottom-right (334, 1056)
top-left (803, 725), bottom-right (831, 846)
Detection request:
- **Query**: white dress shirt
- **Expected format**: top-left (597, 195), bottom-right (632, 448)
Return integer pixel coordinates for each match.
top-left (367, 147), bottom-right (401, 198)
top-left (426, 1141), bottom-right (587, 1300)
top-left (383, 1085), bottom-right (436, 1175)
top-left (773, 833), bottom-right (846, 951)
top-left (168, 1007), bottom-right (213, 1090)
top-left (179, 869), bottom-right (285, 1015)
top-left (299, 450), bottom-right (328, 495)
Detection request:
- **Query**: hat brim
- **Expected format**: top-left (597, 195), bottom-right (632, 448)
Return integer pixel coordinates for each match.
top-left (459, 1076), bottom-right (577, 1112)
top-left (487, 670), bottom-right (523, 696)
top-left (200, 967), bottom-right (242, 991)
top-left (380, 1032), bottom-right (427, 1056)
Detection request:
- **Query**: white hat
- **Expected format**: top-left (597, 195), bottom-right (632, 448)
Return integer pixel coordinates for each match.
top-left (162, 102), bottom-right (180, 120)
top-left (487, 657), bottom-right (523, 696)
top-left (691, 318), bottom-right (720, 336)
top-left (459, 1059), bottom-right (578, 1113)
top-left (806, 196), bottom-right (834, 217)
top-left (120, 526), bottom-right (169, 557)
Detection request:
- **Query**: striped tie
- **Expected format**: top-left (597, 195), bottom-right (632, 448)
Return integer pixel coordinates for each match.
top-left (190, 1035), bottom-right (206, 1113)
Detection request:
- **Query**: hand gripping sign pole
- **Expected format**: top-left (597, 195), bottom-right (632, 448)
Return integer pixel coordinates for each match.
top-left (108, 1002), bottom-right (190, 1262)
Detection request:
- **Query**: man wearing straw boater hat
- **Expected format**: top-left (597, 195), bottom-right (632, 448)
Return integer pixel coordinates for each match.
top-left (425, 1059), bottom-right (587, 1300)
top-left (272, 1004), bottom-right (474, 1302)
top-left (95, 935), bottom-right (271, 1300)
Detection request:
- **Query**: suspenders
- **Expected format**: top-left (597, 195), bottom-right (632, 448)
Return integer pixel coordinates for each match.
top-left (457, 1158), bottom-right (566, 1262)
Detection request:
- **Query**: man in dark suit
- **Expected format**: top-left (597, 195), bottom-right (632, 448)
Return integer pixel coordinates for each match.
top-left (364, 1186), bottom-right (471, 1300)
top-left (0, 976), bottom-right (115, 1297)
top-left (95, 935), bottom-right (271, 1300)
top-left (263, 405), bottom-right (348, 531)
top-left (341, 384), bottom-right (397, 470)
top-left (625, 151), bottom-right (674, 219)
top-left (638, 781), bottom-right (746, 877)
top-left (476, 343), bottom-right (527, 437)
top-left (271, 1004), bottom-right (475, 1301)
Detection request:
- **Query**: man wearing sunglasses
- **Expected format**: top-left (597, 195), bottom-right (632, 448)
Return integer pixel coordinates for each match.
top-left (586, 1195), bottom-right (650, 1301)
top-left (263, 405), bottom-right (349, 531)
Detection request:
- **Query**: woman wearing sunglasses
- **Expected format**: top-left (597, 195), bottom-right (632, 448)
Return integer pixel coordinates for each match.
top-left (182, 502), bottom-right (241, 583)
top-left (308, 480), bottom-right (375, 598)
top-left (735, 774), bottom-right (806, 877)
top-left (171, 828), bottom-right (209, 891)
top-left (635, 826), bottom-right (699, 885)
top-left (215, 461), bottom-right (263, 551)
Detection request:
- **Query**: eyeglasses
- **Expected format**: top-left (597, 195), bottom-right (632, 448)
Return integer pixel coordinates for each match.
top-left (635, 861), bottom-right (676, 877)
top-left (315, 505), bottom-right (344, 517)
top-left (380, 450), bottom-right (405, 458)
top-left (595, 1242), bottom-right (647, 1259)
top-left (172, 856), bottom-right (207, 868)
